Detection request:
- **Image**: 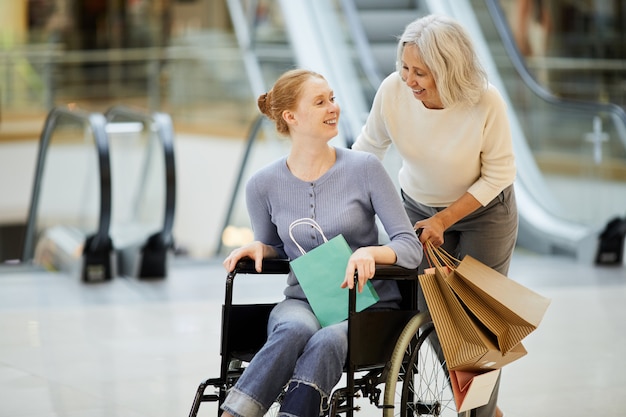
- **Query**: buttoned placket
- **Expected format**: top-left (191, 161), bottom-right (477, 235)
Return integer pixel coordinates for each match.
top-left (308, 183), bottom-right (317, 242)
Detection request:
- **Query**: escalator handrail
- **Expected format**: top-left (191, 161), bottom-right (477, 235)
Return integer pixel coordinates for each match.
top-left (225, 0), bottom-right (268, 98)
top-left (215, 114), bottom-right (266, 255)
top-left (338, 0), bottom-right (384, 91)
top-left (22, 106), bottom-right (112, 262)
top-left (484, 0), bottom-right (626, 138)
top-left (104, 105), bottom-right (176, 249)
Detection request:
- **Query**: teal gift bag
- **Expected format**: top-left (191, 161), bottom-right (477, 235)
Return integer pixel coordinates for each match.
top-left (288, 219), bottom-right (379, 327)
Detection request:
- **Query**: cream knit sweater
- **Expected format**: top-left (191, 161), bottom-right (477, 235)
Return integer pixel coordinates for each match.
top-left (353, 72), bottom-right (516, 207)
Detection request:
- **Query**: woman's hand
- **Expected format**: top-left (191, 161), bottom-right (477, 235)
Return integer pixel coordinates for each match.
top-left (414, 216), bottom-right (446, 247)
top-left (414, 192), bottom-right (482, 247)
top-left (223, 241), bottom-right (270, 273)
top-left (340, 247), bottom-right (376, 293)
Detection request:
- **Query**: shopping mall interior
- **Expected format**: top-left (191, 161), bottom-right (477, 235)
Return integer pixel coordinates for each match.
top-left (0, 1), bottom-right (624, 417)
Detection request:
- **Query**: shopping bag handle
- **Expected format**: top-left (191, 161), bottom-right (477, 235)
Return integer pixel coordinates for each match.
top-left (288, 218), bottom-right (329, 256)
top-left (424, 240), bottom-right (459, 270)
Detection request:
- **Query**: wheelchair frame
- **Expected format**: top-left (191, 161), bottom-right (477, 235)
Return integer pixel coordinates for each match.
top-left (188, 258), bottom-right (461, 417)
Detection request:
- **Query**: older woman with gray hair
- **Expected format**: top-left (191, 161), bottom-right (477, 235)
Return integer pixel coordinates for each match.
top-left (353, 14), bottom-right (517, 417)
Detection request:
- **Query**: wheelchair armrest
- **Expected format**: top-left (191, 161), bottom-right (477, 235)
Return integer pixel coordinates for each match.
top-left (350, 265), bottom-right (419, 312)
top-left (371, 264), bottom-right (419, 280)
top-left (224, 258), bottom-right (290, 308)
top-left (234, 258), bottom-right (291, 275)
top-left (233, 259), bottom-right (416, 279)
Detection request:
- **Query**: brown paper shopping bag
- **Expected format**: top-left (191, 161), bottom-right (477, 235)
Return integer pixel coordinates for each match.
top-left (451, 256), bottom-right (550, 354)
top-left (450, 368), bottom-right (500, 412)
top-left (424, 242), bottom-right (551, 354)
top-left (418, 270), bottom-right (527, 371)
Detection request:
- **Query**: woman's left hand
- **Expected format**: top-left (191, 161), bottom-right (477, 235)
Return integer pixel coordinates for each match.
top-left (340, 247), bottom-right (376, 293)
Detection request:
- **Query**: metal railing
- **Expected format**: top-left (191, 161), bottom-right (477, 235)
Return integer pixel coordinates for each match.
top-left (0, 42), bottom-right (250, 117)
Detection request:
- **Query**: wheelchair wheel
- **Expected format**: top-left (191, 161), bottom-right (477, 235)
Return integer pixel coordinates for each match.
top-left (383, 312), bottom-right (458, 417)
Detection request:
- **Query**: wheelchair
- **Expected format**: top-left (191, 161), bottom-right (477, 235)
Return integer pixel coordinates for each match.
top-left (189, 258), bottom-right (463, 417)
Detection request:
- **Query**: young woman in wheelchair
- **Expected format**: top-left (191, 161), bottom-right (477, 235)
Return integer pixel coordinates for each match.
top-left (220, 69), bottom-right (422, 417)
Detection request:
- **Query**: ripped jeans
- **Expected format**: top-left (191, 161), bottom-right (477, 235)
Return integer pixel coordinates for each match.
top-left (221, 298), bottom-right (348, 417)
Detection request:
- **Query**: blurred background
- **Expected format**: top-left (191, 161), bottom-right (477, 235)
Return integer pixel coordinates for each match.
top-left (0, 0), bottom-right (624, 279)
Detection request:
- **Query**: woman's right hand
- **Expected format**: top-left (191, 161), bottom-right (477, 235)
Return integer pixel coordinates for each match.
top-left (414, 216), bottom-right (446, 247)
top-left (223, 241), bottom-right (268, 273)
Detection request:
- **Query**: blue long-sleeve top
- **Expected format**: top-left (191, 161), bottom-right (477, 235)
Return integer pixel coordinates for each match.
top-left (245, 147), bottom-right (423, 308)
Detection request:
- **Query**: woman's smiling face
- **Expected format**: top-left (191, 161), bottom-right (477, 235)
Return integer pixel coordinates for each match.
top-left (289, 76), bottom-right (340, 139)
top-left (400, 43), bottom-right (443, 109)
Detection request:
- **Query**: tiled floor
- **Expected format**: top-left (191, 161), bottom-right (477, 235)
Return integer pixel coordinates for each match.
top-left (0, 248), bottom-right (624, 417)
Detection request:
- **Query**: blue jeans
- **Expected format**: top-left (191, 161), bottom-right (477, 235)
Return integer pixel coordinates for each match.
top-left (221, 298), bottom-right (348, 417)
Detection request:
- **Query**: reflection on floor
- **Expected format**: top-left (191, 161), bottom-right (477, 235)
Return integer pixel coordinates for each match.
top-left (0, 248), bottom-right (624, 417)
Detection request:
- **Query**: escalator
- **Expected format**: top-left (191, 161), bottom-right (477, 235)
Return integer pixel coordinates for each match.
top-left (222, 0), bottom-right (626, 260)
top-left (104, 105), bottom-right (177, 279)
top-left (21, 106), bottom-right (114, 281)
top-left (20, 105), bottom-right (176, 281)
top-left (457, 0), bottom-right (626, 258)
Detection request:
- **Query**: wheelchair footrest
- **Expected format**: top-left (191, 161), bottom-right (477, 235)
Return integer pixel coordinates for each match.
top-left (194, 378), bottom-right (224, 404)
top-left (201, 394), bottom-right (220, 402)
top-left (206, 377), bottom-right (224, 386)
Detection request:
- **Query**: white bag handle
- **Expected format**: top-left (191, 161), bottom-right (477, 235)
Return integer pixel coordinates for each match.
top-left (288, 218), bottom-right (328, 256)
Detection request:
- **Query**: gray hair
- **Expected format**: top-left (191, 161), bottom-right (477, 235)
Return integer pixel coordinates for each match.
top-left (396, 15), bottom-right (487, 107)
